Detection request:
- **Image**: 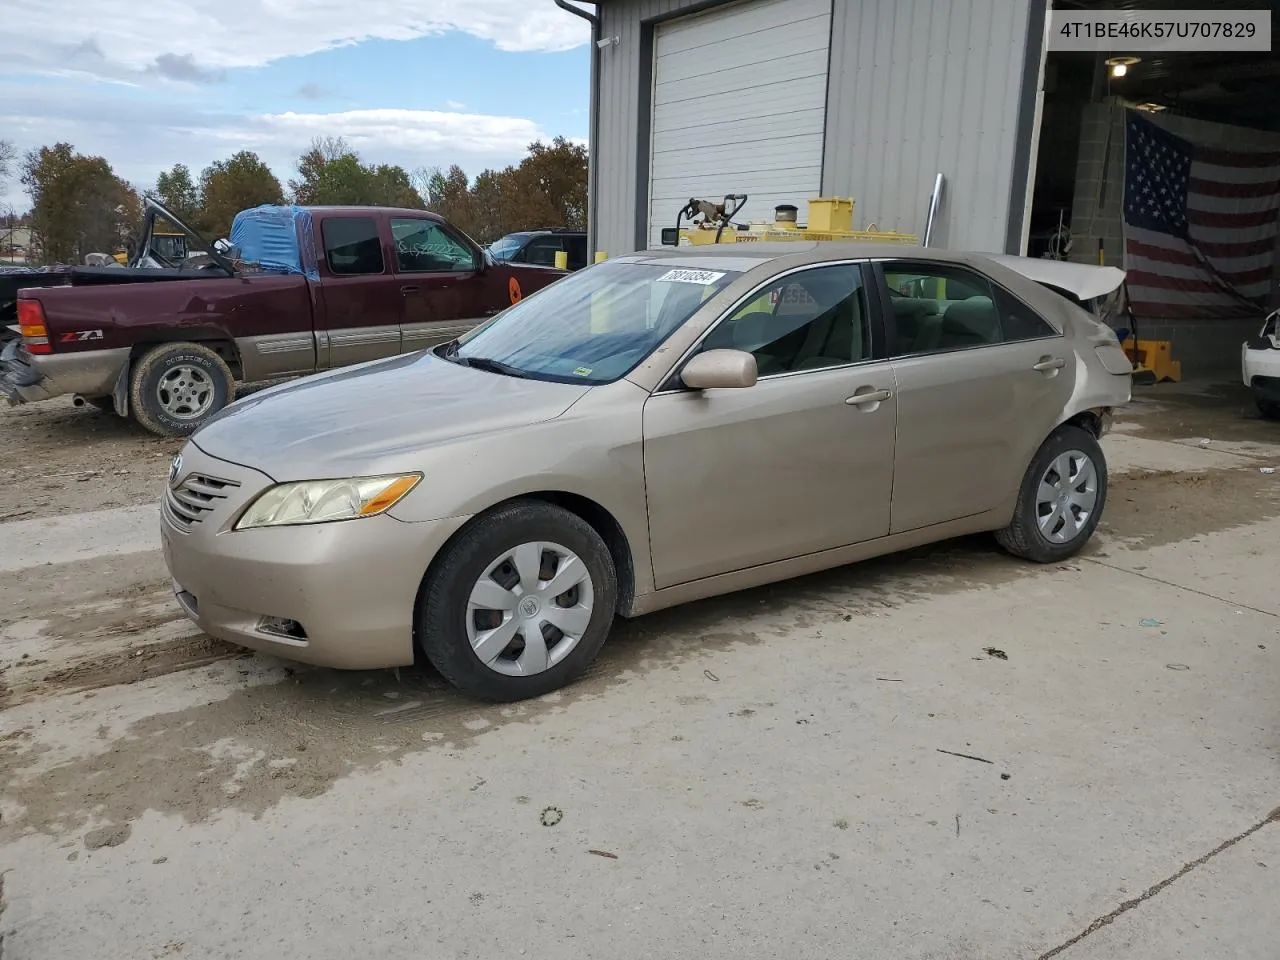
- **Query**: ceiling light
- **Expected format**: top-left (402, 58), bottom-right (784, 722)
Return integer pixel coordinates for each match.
top-left (1106, 56), bottom-right (1141, 79)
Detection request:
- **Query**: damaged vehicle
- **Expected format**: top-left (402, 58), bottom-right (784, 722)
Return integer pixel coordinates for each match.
top-left (1242, 309), bottom-right (1280, 420)
top-left (160, 243), bottom-right (1132, 702)
top-left (2, 198), bottom-right (566, 436)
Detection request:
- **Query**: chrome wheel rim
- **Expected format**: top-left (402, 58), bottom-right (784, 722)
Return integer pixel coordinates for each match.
top-left (157, 365), bottom-right (215, 420)
top-left (1036, 449), bottom-right (1099, 544)
top-left (466, 541), bottom-right (594, 677)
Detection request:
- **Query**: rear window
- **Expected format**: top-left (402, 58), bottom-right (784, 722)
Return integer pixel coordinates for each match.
top-left (322, 217), bottom-right (384, 276)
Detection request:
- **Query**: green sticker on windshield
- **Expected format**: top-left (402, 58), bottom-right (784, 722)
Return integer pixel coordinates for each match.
top-left (572, 366), bottom-right (593, 377)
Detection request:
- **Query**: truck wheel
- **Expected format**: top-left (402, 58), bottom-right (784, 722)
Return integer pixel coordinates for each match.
top-left (129, 342), bottom-right (235, 438)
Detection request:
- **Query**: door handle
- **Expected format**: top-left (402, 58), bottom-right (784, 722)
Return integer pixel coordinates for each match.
top-left (400, 285), bottom-right (421, 295)
top-left (845, 388), bottom-right (893, 406)
top-left (1032, 356), bottom-right (1066, 372)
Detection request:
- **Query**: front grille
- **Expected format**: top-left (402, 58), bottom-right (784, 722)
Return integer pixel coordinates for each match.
top-left (164, 473), bottom-right (240, 528)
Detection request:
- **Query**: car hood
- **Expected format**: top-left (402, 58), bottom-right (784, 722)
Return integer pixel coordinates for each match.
top-left (985, 255), bottom-right (1126, 301)
top-left (192, 351), bottom-right (590, 481)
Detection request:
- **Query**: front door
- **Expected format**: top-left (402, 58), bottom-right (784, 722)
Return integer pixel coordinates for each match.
top-left (643, 263), bottom-right (897, 589)
top-left (316, 214), bottom-right (402, 368)
top-left (876, 260), bottom-right (1077, 534)
top-left (389, 217), bottom-right (488, 352)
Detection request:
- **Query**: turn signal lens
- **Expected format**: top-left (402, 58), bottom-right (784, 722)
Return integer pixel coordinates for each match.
top-left (16, 300), bottom-right (50, 355)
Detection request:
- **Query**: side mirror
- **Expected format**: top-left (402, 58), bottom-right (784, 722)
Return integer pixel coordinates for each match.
top-left (681, 349), bottom-right (758, 390)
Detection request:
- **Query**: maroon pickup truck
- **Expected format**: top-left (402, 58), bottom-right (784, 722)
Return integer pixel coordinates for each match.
top-left (2, 199), bottom-right (565, 436)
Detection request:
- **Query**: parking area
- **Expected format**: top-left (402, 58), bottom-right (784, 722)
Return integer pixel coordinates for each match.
top-left (1, 381), bottom-right (1278, 959)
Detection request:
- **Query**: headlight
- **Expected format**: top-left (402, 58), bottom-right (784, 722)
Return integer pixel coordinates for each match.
top-left (235, 474), bottom-right (421, 530)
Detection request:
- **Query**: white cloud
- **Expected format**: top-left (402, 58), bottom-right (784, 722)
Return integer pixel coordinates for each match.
top-left (0, 0), bottom-right (590, 83)
top-left (0, 94), bottom-right (559, 208)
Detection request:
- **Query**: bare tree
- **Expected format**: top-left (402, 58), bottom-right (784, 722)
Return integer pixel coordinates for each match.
top-left (0, 139), bottom-right (15, 192)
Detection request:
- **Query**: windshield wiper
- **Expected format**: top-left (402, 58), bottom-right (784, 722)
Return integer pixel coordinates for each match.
top-left (458, 356), bottom-right (531, 379)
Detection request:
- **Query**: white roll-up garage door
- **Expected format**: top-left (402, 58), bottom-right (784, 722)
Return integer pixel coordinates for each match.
top-left (647, 0), bottom-right (832, 247)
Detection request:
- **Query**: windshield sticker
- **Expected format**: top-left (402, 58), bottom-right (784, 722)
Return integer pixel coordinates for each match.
top-left (572, 366), bottom-right (593, 377)
top-left (656, 268), bottom-right (726, 286)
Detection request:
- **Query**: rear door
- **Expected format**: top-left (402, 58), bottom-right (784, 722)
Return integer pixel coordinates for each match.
top-left (389, 216), bottom-right (487, 352)
top-left (315, 214), bottom-right (402, 368)
top-left (874, 260), bottom-right (1076, 534)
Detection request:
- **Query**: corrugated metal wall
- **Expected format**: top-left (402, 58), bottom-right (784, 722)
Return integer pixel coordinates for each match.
top-left (822, 0), bottom-right (1038, 253)
top-left (597, 0), bottom-right (736, 259)
top-left (593, 0), bottom-right (1042, 257)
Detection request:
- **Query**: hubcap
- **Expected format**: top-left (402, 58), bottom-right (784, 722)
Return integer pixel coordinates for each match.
top-left (1035, 449), bottom-right (1099, 544)
top-left (157, 364), bottom-right (215, 420)
top-left (466, 541), bottom-right (594, 677)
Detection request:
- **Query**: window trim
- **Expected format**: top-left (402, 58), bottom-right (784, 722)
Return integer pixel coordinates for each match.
top-left (388, 216), bottom-right (479, 275)
top-left (651, 259), bottom-right (887, 396)
top-left (870, 258), bottom-right (1063, 361)
top-left (320, 215), bottom-right (387, 277)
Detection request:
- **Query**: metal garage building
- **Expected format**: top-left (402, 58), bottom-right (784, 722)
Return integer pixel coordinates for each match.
top-left (558, 0), bottom-right (1280, 373)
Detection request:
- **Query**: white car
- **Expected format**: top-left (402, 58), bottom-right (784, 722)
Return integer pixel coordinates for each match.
top-left (1241, 310), bottom-right (1280, 420)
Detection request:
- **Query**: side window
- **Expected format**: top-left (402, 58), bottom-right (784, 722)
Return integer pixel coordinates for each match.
top-left (701, 265), bottom-right (870, 376)
top-left (523, 236), bottom-right (563, 267)
top-left (390, 218), bottom-right (476, 273)
top-left (322, 217), bottom-right (384, 276)
top-left (565, 235), bottom-right (589, 269)
top-left (996, 287), bottom-right (1059, 342)
top-left (883, 264), bottom-right (1002, 356)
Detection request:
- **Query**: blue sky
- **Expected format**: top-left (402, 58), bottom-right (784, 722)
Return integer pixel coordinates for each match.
top-left (0, 1), bottom-right (593, 211)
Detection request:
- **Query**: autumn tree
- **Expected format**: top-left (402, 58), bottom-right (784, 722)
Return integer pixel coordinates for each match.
top-left (290, 137), bottom-right (423, 208)
top-left (199, 151), bottom-right (284, 238)
top-left (516, 137), bottom-right (587, 230)
top-left (21, 142), bottom-right (139, 264)
top-left (420, 165), bottom-right (474, 233)
top-left (154, 163), bottom-right (200, 224)
top-left (0, 139), bottom-right (15, 194)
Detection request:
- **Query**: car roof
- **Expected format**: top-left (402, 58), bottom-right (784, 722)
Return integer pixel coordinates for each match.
top-left (623, 243), bottom-right (1127, 299)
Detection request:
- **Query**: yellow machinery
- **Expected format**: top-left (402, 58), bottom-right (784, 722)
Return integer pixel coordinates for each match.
top-left (112, 224), bottom-right (189, 265)
top-left (660, 195), bottom-right (917, 247)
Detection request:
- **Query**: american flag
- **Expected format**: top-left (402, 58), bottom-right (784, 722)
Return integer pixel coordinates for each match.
top-left (1122, 110), bottom-right (1280, 320)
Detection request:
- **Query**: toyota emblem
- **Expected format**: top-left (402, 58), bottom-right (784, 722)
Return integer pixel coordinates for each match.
top-left (168, 454), bottom-right (183, 487)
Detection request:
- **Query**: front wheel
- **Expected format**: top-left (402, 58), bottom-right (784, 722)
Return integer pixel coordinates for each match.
top-left (1255, 395), bottom-right (1280, 420)
top-left (128, 342), bottom-right (235, 438)
top-left (418, 501), bottom-right (618, 702)
top-left (996, 424), bottom-right (1108, 564)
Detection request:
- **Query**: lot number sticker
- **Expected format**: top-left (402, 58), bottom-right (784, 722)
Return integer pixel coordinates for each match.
top-left (656, 268), bottom-right (726, 286)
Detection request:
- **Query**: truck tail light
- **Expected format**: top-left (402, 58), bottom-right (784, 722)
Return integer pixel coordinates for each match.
top-left (16, 299), bottom-right (51, 355)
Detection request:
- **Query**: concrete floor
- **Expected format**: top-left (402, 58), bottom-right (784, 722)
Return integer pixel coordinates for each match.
top-left (1, 381), bottom-right (1278, 959)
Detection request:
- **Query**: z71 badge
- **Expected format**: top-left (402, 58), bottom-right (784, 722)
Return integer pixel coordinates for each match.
top-left (59, 330), bottom-right (105, 343)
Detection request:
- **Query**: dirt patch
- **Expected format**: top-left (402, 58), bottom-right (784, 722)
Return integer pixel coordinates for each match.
top-left (1119, 380), bottom-right (1280, 446)
top-left (1101, 466), bottom-right (1280, 550)
top-left (0, 398), bottom-right (179, 521)
top-left (35, 635), bottom-right (241, 699)
top-left (83, 822), bottom-right (132, 850)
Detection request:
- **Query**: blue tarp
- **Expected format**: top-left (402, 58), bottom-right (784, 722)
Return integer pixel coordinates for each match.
top-left (228, 205), bottom-right (320, 280)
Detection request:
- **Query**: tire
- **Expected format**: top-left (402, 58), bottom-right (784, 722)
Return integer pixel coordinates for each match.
top-left (1255, 396), bottom-right (1280, 420)
top-left (419, 500), bottom-right (618, 702)
top-left (996, 424), bottom-right (1108, 564)
top-left (85, 396), bottom-right (115, 414)
top-left (128, 342), bottom-right (235, 438)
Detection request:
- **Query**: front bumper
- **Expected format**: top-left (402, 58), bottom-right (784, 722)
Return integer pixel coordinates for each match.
top-left (159, 442), bottom-right (470, 670)
top-left (1242, 341), bottom-right (1280, 398)
top-left (0, 340), bottom-right (129, 405)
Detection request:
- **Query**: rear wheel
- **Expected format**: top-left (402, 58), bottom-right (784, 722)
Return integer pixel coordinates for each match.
top-left (418, 501), bottom-right (617, 702)
top-left (996, 424), bottom-right (1107, 564)
top-left (129, 342), bottom-right (235, 438)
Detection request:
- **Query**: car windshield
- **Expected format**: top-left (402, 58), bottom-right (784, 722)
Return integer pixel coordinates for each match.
top-left (449, 261), bottom-right (738, 384)
top-left (488, 234), bottom-right (529, 260)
